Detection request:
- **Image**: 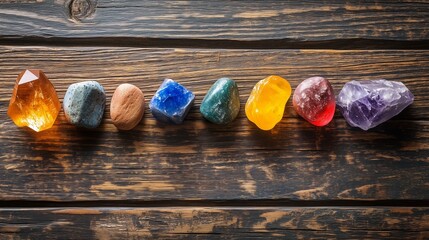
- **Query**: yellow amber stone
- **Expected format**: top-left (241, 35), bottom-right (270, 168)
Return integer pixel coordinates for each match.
top-left (245, 75), bottom-right (292, 130)
top-left (7, 70), bottom-right (61, 132)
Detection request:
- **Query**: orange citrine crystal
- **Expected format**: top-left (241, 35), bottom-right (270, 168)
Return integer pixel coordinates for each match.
top-left (7, 70), bottom-right (61, 132)
top-left (245, 75), bottom-right (292, 130)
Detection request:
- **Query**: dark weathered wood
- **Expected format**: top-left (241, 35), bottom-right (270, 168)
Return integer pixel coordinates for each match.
top-left (0, 47), bottom-right (428, 202)
top-left (0, 1), bottom-right (428, 238)
top-left (0, 0), bottom-right (428, 47)
top-left (0, 207), bottom-right (428, 239)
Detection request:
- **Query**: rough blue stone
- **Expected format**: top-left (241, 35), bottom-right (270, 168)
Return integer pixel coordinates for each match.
top-left (337, 79), bottom-right (414, 130)
top-left (200, 77), bottom-right (240, 124)
top-left (63, 81), bottom-right (106, 128)
top-left (149, 79), bottom-right (195, 124)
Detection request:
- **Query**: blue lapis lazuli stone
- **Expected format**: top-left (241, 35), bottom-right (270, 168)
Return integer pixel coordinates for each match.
top-left (149, 79), bottom-right (195, 124)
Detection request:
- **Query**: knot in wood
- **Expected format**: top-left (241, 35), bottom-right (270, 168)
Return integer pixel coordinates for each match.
top-left (67, 0), bottom-right (96, 22)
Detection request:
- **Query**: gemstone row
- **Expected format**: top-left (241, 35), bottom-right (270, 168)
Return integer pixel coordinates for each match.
top-left (7, 70), bottom-right (414, 132)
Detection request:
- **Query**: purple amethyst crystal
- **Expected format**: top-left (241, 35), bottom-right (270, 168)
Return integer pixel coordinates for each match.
top-left (337, 80), bottom-right (414, 130)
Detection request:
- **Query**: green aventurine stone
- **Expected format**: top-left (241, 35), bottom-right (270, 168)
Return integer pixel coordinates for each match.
top-left (200, 77), bottom-right (240, 124)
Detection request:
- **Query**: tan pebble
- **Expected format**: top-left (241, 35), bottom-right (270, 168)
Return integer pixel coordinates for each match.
top-left (110, 84), bottom-right (145, 130)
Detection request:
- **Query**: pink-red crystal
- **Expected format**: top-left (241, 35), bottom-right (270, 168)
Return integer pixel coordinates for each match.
top-left (293, 76), bottom-right (335, 126)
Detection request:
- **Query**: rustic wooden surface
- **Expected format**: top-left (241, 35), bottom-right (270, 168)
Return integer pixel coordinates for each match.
top-left (1, 207), bottom-right (429, 239)
top-left (0, 0), bottom-right (428, 239)
top-left (1, 0), bottom-right (429, 49)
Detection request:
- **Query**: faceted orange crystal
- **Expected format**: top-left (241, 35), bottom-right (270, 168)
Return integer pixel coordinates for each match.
top-left (7, 70), bottom-right (61, 132)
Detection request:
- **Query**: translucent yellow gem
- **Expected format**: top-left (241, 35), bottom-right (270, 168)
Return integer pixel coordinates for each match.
top-left (7, 70), bottom-right (60, 132)
top-left (245, 75), bottom-right (291, 130)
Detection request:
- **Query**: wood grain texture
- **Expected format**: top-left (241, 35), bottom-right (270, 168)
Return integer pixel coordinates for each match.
top-left (1, 1), bottom-right (429, 238)
top-left (0, 46), bottom-right (428, 202)
top-left (1, 207), bottom-right (428, 239)
top-left (0, 0), bottom-right (428, 45)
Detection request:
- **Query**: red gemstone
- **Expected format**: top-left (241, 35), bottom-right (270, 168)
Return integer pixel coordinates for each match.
top-left (293, 77), bottom-right (335, 126)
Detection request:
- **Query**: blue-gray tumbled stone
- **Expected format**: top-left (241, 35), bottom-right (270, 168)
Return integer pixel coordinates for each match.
top-left (149, 79), bottom-right (195, 124)
top-left (63, 81), bottom-right (106, 128)
top-left (200, 77), bottom-right (240, 124)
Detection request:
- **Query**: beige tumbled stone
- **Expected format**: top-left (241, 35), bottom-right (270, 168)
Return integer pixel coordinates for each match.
top-left (110, 84), bottom-right (145, 130)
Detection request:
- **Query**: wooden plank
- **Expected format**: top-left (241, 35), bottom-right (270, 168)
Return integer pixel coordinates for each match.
top-left (0, 0), bottom-right (428, 44)
top-left (0, 47), bottom-right (428, 202)
top-left (0, 47), bottom-right (427, 119)
top-left (0, 207), bottom-right (428, 239)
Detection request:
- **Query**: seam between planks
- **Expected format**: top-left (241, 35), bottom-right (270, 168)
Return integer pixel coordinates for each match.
top-left (0, 38), bottom-right (429, 50)
top-left (0, 200), bottom-right (428, 208)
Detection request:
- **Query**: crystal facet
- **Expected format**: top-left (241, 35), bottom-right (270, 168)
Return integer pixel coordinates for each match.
top-left (245, 75), bottom-right (291, 130)
top-left (200, 77), bottom-right (240, 124)
top-left (149, 79), bottom-right (195, 124)
top-left (293, 76), bottom-right (335, 126)
top-left (7, 69), bottom-right (60, 132)
top-left (337, 79), bottom-right (414, 130)
top-left (63, 81), bottom-right (106, 128)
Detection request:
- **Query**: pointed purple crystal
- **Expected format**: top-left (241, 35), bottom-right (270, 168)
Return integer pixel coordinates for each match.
top-left (337, 80), bottom-right (414, 130)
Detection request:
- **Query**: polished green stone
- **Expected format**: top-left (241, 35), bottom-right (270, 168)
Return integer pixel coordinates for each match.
top-left (200, 77), bottom-right (240, 124)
